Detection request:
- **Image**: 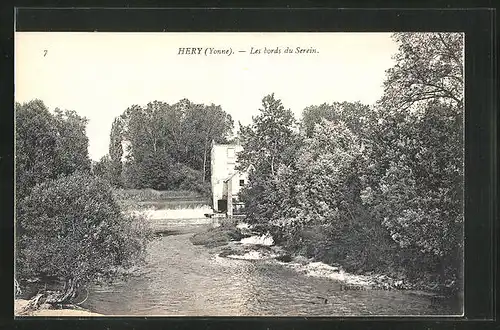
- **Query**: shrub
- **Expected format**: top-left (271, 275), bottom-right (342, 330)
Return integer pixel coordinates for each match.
top-left (16, 172), bottom-right (151, 303)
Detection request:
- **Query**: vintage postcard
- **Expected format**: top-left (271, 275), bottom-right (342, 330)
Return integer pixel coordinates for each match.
top-left (14, 32), bottom-right (464, 317)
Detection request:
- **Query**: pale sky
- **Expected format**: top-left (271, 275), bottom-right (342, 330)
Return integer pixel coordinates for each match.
top-left (15, 32), bottom-right (398, 161)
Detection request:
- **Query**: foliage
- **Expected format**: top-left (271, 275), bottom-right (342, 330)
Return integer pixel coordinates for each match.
top-left (238, 94), bottom-right (300, 176)
top-left (272, 120), bottom-right (397, 272)
top-left (237, 94), bottom-right (303, 229)
top-left (16, 172), bottom-right (151, 290)
top-left (15, 100), bottom-right (91, 199)
top-left (381, 32), bottom-right (463, 110)
top-left (359, 33), bottom-right (464, 287)
top-left (52, 108), bottom-right (92, 176)
top-left (109, 117), bottom-right (124, 187)
top-left (290, 119), bottom-right (364, 231)
top-left (15, 99), bottom-right (152, 303)
top-left (358, 100), bottom-right (463, 285)
top-left (109, 99), bottom-right (233, 191)
top-left (240, 33), bottom-right (464, 291)
top-left (183, 102), bottom-right (235, 182)
top-left (92, 155), bottom-right (112, 182)
top-left (301, 101), bottom-right (372, 138)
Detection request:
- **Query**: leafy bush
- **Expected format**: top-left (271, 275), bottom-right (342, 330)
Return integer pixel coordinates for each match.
top-left (16, 172), bottom-right (151, 301)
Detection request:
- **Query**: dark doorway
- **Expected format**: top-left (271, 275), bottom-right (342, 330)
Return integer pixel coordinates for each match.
top-left (217, 199), bottom-right (227, 212)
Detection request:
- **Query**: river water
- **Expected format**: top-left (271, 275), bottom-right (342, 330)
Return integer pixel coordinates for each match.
top-left (81, 213), bottom-right (461, 317)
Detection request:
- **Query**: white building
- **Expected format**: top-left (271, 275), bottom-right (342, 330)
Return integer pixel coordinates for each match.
top-left (211, 142), bottom-right (252, 216)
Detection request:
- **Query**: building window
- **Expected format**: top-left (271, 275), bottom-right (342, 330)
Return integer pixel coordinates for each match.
top-left (227, 148), bottom-right (235, 158)
top-left (239, 179), bottom-right (245, 186)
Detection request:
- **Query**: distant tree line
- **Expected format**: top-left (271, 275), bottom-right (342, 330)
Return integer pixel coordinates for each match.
top-left (238, 33), bottom-right (464, 292)
top-left (94, 99), bottom-right (234, 195)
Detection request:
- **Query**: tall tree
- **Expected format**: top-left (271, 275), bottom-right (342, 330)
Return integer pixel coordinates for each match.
top-left (360, 32), bottom-right (464, 286)
top-left (238, 94), bottom-right (300, 177)
top-left (381, 32), bottom-right (464, 111)
top-left (116, 99), bottom-right (233, 190)
top-left (53, 108), bottom-right (91, 175)
top-left (184, 103), bottom-right (234, 182)
top-left (16, 100), bottom-right (59, 199)
top-left (92, 155), bottom-right (112, 182)
top-left (238, 94), bottom-right (302, 227)
top-left (16, 100), bottom-right (91, 198)
top-left (109, 117), bottom-right (124, 186)
top-left (301, 101), bottom-right (371, 138)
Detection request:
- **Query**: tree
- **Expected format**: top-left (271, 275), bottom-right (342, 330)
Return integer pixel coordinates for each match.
top-left (360, 101), bottom-right (463, 280)
top-left (381, 33), bottom-right (464, 111)
top-left (183, 103), bottom-right (234, 182)
top-left (92, 155), bottom-right (112, 182)
top-left (238, 94), bottom-right (300, 177)
top-left (16, 100), bottom-right (59, 199)
top-left (15, 99), bottom-right (150, 304)
top-left (282, 119), bottom-right (363, 231)
top-left (15, 100), bottom-right (90, 199)
top-left (360, 32), bottom-right (464, 287)
top-left (53, 108), bottom-right (91, 175)
top-left (109, 117), bottom-right (124, 187)
top-left (238, 94), bottom-right (302, 227)
top-left (119, 103), bottom-right (171, 189)
top-left (281, 119), bottom-right (396, 269)
top-left (301, 101), bottom-right (372, 138)
top-left (116, 99), bottom-right (233, 191)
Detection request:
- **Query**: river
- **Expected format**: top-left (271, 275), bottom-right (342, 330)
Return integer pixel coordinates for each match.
top-left (80, 214), bottom-right (461, 317)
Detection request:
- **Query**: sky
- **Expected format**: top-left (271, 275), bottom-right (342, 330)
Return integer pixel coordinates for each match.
top-left (15, 32), bottom-right (398, 161)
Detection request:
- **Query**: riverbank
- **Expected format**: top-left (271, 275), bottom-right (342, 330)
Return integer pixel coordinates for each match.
top-left (190, 221), bottom-right (448, 298)
top-left (46, 217), bottom-right (459, 316)
top-left (15, 299), bottom-right (102, 316)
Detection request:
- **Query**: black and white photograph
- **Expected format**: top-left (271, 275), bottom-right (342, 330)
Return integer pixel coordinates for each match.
top-left (14, 32), bottom-right (464, 317)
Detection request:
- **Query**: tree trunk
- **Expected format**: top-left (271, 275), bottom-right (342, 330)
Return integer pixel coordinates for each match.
top-left (202, 135), bottom-right (212, 183)
top-left (202, 148), bottom-right (207, 183)
top-left (45, 277), bottom-right (79, 305)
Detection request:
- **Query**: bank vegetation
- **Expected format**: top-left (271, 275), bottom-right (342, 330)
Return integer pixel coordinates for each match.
top-left (237, 33), bottom-right (464, 294)
top-left (15, 101), bottom-right (151, 314)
